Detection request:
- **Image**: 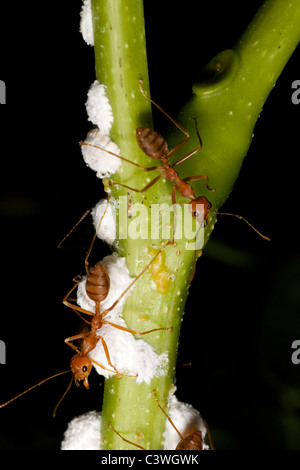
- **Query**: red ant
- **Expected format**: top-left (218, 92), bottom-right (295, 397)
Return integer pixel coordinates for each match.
top-left (80, 79), bottom-right (270, 246)
top-left (7, 317), bottom-right (129, 408)
top-left (62, 197), bottom-right (172, 377)
top-left (0, 204), bottom-right (171, 416)
top-left (152, 390), bottom-right (214, 450)
top-left (80, 79), bottom-right (214, 245)
top-left (0, 343), bottom-right (129, 418)
top-left (108, 390), bottom-right (214, 450)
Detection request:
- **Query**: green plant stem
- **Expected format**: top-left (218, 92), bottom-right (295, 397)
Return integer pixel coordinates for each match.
top-left (91, 0), bottom-right (190, 450)
top-left (89, 0), bottom-right (300, 450)
top-left (175, 0), bottom-right (300, 209)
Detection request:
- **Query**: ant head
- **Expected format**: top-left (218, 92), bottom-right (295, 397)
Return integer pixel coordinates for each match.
top-left (70, 354), bottom-right (93, 389)
top-left (188, 197), bottom-right (211, 225)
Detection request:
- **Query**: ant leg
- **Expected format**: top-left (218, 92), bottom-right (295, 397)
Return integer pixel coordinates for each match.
top-left (80, 141), bottom-right (159, 172)
top-left (97, 335), bottom-right (132, 376)
top-left (64, 332), bottom-right (90, 354)
top-left (93, 337), bottom-right (138, 378)
top-left (62, 197), bottom-right (110, 322)
top-left (165, 134), bottom-right (190, 160)
top-left (182, 174), bottom-right (215, 192)
top-left (138, 79), bottom-right (190, 158)
top-left (97, 335), bottom-right (119, 374)
top-left (108, 423), bottom-right (145, 450)
top-left (109, 174), bottom-right (161, 193)
top-left (170, 117), bottom-right (203, 164)
top-left (171, 145), bottom-right (202, 166)
top-left (102, 319), bottom-right (172, 336)
top-left (152, 390), bottom-right (184, 441)
top-left (100, 248), bottom-right (163, 318)
top-left (63, 301), bottom-right (94, 323)
top-left (90, 358), bottom-right (123, 375)
top-left (202, 419), bottom-right (215, 450)
top-left (62, 282), bottom-right (94, 324)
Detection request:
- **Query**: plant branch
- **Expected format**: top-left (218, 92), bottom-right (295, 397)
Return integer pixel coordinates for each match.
top-left (174, 0), bottom-right (300, 210)
top-left (86, 0), bottom-right (300, 450)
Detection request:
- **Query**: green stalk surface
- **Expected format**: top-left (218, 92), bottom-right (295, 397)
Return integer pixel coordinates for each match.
top-left (88, 0), bottom-right (300, 450)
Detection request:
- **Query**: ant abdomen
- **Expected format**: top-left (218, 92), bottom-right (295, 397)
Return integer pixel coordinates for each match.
top-left (136, 127), bottom-right (168, 160)
top-left (175, 430), bottom-right (203, 450)
top-left (85, 264), bottom-right (110, 303)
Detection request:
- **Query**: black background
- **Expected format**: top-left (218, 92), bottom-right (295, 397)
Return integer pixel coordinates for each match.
top-left (0, 0), bottom-right (299, 450)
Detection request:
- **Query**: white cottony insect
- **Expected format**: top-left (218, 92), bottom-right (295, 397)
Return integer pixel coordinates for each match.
top-left (61, 411), bottom-right (101, 450)
top-left (91, 198), bottom-right (117, 246)
top-left (60, 394), bottom-right (210, 450)
top-left (76, 253), bottom-right (169, 384)
top-left (85, 80), bottom-right (114, 135)
top-left (80, 0), bottom-right (93, 46)
top-left (81, 127), bottom-right (121, 178)
top-left (163, 392), bottom-right (210, 450)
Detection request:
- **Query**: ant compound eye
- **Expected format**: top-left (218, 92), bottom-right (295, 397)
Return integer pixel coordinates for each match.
top-left (193, 210), bottom-right (200, 218)
top-left (82, 366), bottom-right (87, 372)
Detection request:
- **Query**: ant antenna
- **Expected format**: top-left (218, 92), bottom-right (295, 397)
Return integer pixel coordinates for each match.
top-left (0, 370), bottom-right (71, 410)
top-left (52, 375), bottom-right (74, 418)
top-left (211, 210), bottom-right (271, 241)
top-left (57, 210), bottom-right (91, 249)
